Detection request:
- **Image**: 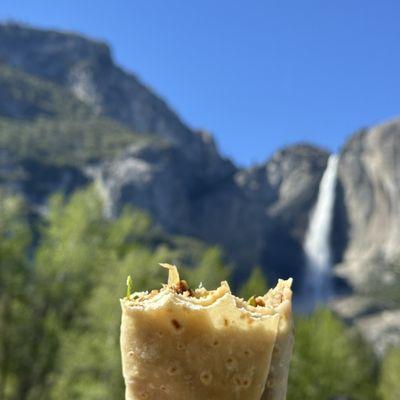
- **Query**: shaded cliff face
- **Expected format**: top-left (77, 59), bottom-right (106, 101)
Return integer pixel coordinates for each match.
top-left (336, 118), bottom-right (400, 290)
top-left (95, 141), bottom-right (328, 283)
top-left (235, 145), bottom-right (329, 283)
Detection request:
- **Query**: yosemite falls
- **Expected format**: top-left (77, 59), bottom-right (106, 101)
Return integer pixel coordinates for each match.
top-left (302, 154), bottom-right (339, 311)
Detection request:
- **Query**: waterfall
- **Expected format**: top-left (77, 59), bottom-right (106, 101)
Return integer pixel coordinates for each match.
top-left (302, 154), bottom-right (339, 312)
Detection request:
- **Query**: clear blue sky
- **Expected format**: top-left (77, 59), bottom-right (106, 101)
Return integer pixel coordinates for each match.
top-left (2, 1), bottom-right (400, 166)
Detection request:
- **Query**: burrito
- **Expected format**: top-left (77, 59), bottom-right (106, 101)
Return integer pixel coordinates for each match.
top-left (120, 264), bottom-right (293, 400)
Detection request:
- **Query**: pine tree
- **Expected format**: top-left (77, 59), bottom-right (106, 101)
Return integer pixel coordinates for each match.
top-left (288, 309), bottom-right (377, 400)
top-left (378, 347), bottom-right (400, 400)
top-left (238, 266), bottom-right (269, 299)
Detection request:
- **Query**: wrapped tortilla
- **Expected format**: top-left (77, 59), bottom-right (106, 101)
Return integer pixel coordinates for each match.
top-left (120, 264), bottom-right (293, 400)
top-left (262, 279), bottom-right (294, 400)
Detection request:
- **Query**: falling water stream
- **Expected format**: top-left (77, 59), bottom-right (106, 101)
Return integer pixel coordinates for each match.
top-left (302, 154), bottom-right (339, 312)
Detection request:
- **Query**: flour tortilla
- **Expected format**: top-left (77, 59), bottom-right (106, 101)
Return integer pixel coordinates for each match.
top-left (120, 265), bottom-right (292, 400)
top-left (232, 278), bottom-right (294, 400)
top-left (261, 279), bottom-right (294, 400)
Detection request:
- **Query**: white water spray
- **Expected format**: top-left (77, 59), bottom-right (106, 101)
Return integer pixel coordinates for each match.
top-left (302, 154), bottom-right (339, 311)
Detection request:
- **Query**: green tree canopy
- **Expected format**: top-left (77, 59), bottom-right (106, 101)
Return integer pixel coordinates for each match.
top-left (288, 308), bottom-right (377, 400)
top-left (185, 246), bottom-right (231, 289)
top-left (378, 347), bottom-right (400, 400)
top-left (0, 192), bottom-right (32, 400)
top-left (238, 266), bottom-right (269, 299)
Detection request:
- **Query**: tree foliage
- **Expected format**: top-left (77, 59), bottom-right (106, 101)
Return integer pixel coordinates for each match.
top-left (0, 192), bottom-right (32, 399)
top-left (378, 347), bottom-right (400, 400)
top-left (288, 308), bottom-right (377, 400)
top-left (238, 266), bottom-right (269, 299)
top-left (185, 246), bottom-right (231, 289)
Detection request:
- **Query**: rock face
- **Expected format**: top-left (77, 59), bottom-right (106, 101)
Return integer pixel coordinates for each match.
top-left (0, 22), bottom-right (226, 169)
top-left (331, 295), bottom-right (400, 357)
top-left (233, 145), bottom-right (329, 283)
top-left (93, 142), bottom-right (328, 285)
top-left (0, 23), bottom-right (182, 138)
top-left (335, 118), bottom-right (400, 290)
top-left (330, 119), bottom-right (400, 356)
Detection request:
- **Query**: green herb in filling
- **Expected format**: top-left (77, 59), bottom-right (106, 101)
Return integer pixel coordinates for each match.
top-left (126, 275), bottom-right (133, 299)
top-left (248, 295), bottom-right (256, 307)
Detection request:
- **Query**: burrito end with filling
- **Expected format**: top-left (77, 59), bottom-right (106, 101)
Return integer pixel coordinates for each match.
top-left (120, 264), bottom-right (293, 400)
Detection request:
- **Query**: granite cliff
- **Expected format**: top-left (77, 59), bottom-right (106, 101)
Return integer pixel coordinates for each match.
top-left (331, 119), bottom-right (400, 355)
top-left (335, 119), bottom-right (400, 287)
